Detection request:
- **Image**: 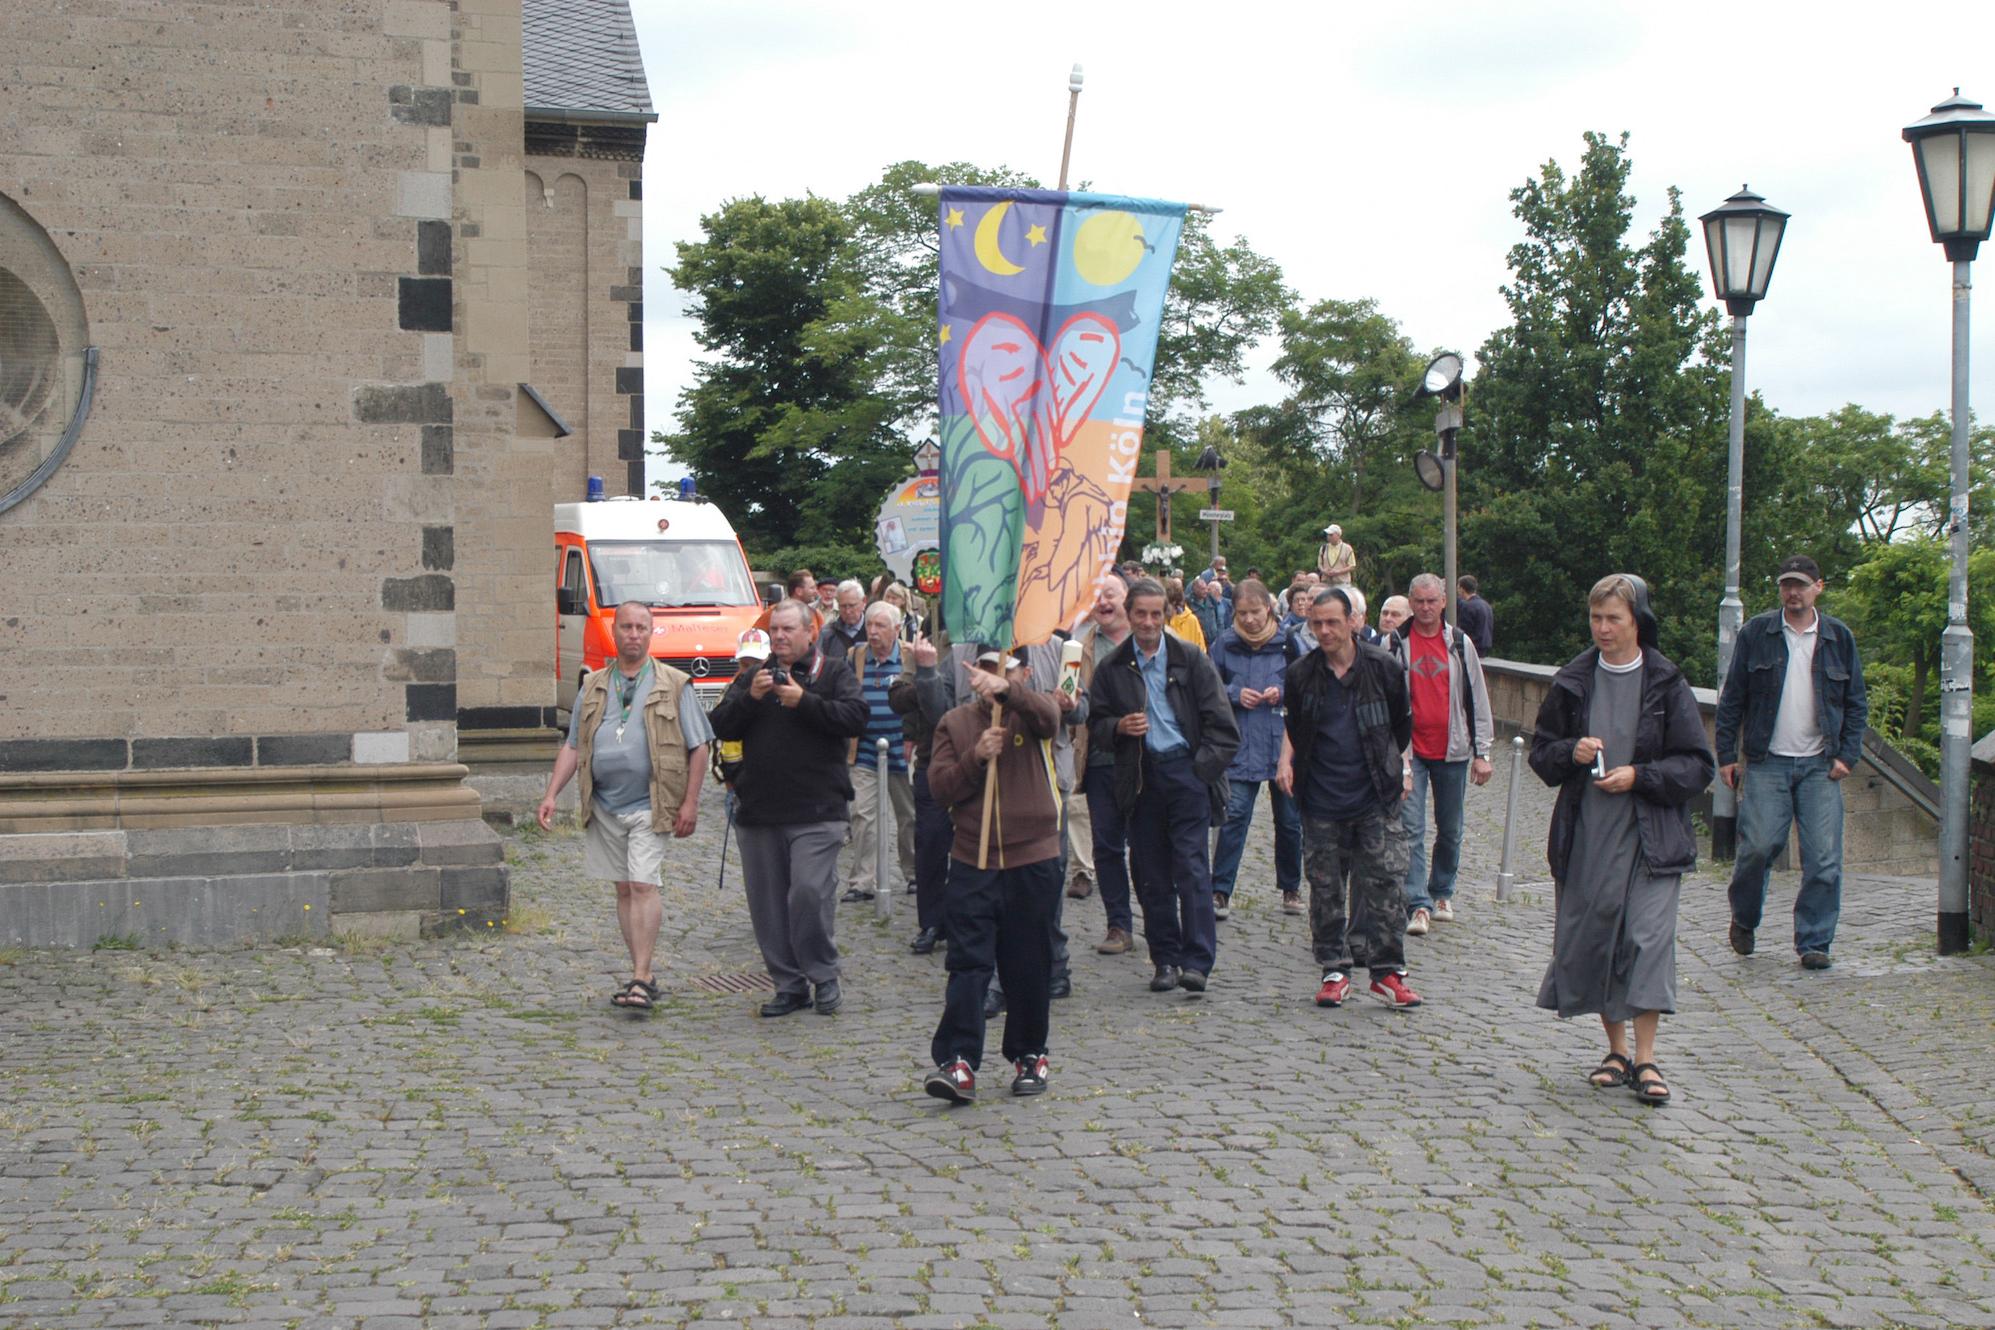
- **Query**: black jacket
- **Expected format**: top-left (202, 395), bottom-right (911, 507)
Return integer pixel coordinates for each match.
top-left (1713, 608), bottom-right (1867, 768)
top-left (709, 649), bottom-right (869, 826)
top-left (1282, 642), bottom-right (1413, 816)
top-left (1087, 633), bottom-right (1240, 822)
top-left (1529, 647), bottom-right (1715, 883)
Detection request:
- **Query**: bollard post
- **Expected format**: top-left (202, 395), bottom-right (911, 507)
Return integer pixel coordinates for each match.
top-left (874, 739), bottom-right (892, 922)
top-left (1495, 734), bottom-right (1526, 901)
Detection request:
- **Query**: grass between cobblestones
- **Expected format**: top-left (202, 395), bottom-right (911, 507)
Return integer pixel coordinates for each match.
top-left (1, 772), bottom-right (1992, 1328)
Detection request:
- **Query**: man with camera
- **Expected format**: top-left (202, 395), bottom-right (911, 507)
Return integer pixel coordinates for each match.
top-left (710, 598), bottom-right (869, 1016)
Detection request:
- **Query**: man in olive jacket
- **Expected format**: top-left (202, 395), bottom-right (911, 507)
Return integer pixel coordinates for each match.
top-left (1088, 578), bottom-right (1240, 994)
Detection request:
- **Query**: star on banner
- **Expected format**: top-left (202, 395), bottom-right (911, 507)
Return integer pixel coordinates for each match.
top-left (945, 208), bottom-right (965, 229)
top-left (1025, 224), bottom-right (1048, 246)
top-left (938, 325), bottom-right (952, 345)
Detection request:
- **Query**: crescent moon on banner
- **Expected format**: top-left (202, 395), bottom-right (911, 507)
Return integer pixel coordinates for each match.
top-left (974, 203), bottom-right (1026, 277)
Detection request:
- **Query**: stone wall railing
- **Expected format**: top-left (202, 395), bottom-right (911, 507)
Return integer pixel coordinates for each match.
top-left (1481, 658), bottom-right (1940, 879)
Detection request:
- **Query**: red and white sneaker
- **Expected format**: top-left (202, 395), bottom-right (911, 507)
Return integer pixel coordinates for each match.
top-left (925, 1057), bottom-right (976, 1104)
top-left (1315, 971), bottom-right (1350, 1008)
top-left (1010, 1053), bottom-right (1049, 1096)
top-left (1369, 973), bottom-right (1422, 1009)
top-left (1432, 899), bottom-right (1456, 923)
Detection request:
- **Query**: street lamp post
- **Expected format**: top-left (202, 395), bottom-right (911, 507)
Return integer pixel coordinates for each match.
top-left (1903, 89), bottom-right (1995, 955)
top-left (1415, 354), bottom-right (1465, 630)
top-left (1698, 186), bottom-right (1789, 861)
top-left (1194, 443), bottom-right (1226, 565)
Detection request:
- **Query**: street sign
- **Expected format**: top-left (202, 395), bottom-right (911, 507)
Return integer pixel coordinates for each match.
top-left (1198, 508), bottom-right (1234, 522)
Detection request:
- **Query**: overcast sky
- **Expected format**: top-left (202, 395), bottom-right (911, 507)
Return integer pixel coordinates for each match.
top-left (626, 1), bottom-right (1995, 484)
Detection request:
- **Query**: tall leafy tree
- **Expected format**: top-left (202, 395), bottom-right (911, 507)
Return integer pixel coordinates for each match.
top-left (1462, 131), bottom-right (1729, 680)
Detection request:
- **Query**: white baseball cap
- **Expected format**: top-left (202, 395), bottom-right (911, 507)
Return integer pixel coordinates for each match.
top-left (1324, 523), bottom-right (1342, 535)
top-left (736, 628), bottom-right (771, 661)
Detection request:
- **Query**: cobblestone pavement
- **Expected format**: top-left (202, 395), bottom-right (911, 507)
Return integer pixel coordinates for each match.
top-left (4, 758), bottom-right (1994, 1330)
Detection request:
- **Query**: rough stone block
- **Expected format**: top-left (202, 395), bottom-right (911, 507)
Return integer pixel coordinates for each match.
top-left (330, 865), bottom-right (440, 914)
top-left (354, 383), bottom-right (452, 425)
top-left (352, 730), bottom-right (412, 765)
top-left (417, 219), bottom-right (452, 275)
top-left (256, 733), bottom-right (353, 767)
top-left (0, 738), bottom-right (127, 772)
top-left (0, 873), bottom-right (331, 948)
top-left (421, 525), bottom-right (455, 570)
top-left (398, 277), bottom-right (453, 332)
top-left (406, 683), bottom-right (457, 722)
top-left (390, 86), bottom-right (454, 127)
top-left (382, 574), bottom-right (455, 611)
top-left (288, 822), bottom-right (415, 871)
top-left (126, 824), bottom-right (293, 879)
top-left (420, 424), bottom-right (454, 474)
top-left (439, 864), bottom-right (508, 911)
top-left (0, 832), bottom-right (127, 885)
top-left (418, 819), bottom-right (506, 867)
top-left (385, 647), bottom-right (456, 683)
top-left (131, 736), bottom-right (254, 770)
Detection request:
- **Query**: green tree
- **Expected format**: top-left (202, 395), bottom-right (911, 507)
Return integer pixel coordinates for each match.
top-left (1462, 131), bottom-right (1730, 680)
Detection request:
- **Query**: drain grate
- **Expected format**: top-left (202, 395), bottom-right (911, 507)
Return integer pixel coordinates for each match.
top-left (686, 971), bottom-right (775, 994)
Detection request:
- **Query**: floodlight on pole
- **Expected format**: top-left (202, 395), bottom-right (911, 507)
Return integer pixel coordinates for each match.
top-left (1414, 353), bottom-right (1466, 628)
top-left (1699, 185), bottom-right (1788, 861)
top-left (1904, 89), bottom-right (1995, 954)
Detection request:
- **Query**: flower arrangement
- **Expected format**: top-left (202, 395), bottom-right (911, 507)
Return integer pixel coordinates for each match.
top-left (1139, 542), bottom-right (1185, 578)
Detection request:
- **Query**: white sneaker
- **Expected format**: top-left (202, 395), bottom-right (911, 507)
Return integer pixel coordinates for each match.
top-left (1212, 894), bottom-right (1231, 920)
top-left (1432, 899), bottom-right (1456, 923)
top-left (1406, 908), bottom-right (1430, 936)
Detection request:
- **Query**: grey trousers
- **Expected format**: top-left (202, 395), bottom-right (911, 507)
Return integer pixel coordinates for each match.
top-left (736, 820), bottom-right (844, 996)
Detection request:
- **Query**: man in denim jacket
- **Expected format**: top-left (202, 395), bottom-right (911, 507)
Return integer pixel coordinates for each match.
top-left (1714, 555), bottom-right (1869, 970)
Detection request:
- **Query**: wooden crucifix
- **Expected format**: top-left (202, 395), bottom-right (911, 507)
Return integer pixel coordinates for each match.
top-left (1128, 449), bottom-right (1189, 543)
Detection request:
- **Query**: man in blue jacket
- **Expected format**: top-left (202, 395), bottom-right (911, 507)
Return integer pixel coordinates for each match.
top-left (1714, 555), bottom-right (1869, 970)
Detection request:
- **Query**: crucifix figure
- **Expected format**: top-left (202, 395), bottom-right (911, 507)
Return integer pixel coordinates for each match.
top-left (1128, 449), bottom-right (1186, 544)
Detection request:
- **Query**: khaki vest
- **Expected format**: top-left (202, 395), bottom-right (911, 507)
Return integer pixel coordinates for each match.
top-left (574, 661), bottom-right (695, 832)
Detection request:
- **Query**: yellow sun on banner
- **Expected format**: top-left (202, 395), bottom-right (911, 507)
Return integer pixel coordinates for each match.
top-left (1071, 211), bottom-right (1147, 286)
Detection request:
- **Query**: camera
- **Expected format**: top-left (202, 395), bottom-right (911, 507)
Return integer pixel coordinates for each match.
top-left (1591, 750), bottom-right (1608, 780)
top-left (765, 665), bottom-right (790, 688)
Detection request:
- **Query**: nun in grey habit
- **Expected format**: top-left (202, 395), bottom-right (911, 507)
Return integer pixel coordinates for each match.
top-left (1529, 575), bottom-right (1714, 1106)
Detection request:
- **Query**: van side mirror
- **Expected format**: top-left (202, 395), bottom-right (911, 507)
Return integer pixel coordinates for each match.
top-left (762, 582), bottom-right (783, 606)
top-left (557, 588), bottom-right (585, 616)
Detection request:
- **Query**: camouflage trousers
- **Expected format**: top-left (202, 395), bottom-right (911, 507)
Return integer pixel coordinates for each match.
top-left (1303, 804), bottom-right (1410, 976)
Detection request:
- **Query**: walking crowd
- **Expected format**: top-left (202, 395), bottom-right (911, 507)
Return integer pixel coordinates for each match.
top-left (539, 547), bottom-right (1868, 1111)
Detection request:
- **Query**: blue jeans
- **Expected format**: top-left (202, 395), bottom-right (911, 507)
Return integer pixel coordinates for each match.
top-left (1727, 753), bottom-right (1845, 955)
top-left (1401, 755), bottom-right (1469, 914)
top-left (1211, 778), bottom-right (1301, 898)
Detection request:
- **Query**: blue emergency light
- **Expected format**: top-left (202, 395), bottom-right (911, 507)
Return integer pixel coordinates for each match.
top-left (586, 475), bottom-right (605, 502)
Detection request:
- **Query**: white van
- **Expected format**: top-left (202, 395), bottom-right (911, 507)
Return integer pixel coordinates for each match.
top-left (553, 496), bottom-right (763, 712)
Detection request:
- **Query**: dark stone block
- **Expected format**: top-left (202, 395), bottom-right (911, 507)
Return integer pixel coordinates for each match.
top-left (131, 737), bottom-right (253, 770)
top-left (614, 367), bottom-right (642, 394)
top-left (0, 738), bottom-right (128, 773)
top-left (381, 574), bottom-right (454, 612)
top-left (627, 301), bottom-right (642, 322)
top-left (330, 866), bottom-right (439, 914)
top-left (627, 395), bottom-right (643, 430)
top-left (617, 429), bottom-right (643, 461)
top-left (627, 460), bottom-right (646, 500)
top-left (405, 683), bottom-right (457, 722)
top-left (398, 277), bottom-right (452, 333)
top-left (420, 424), bottom-right (453, 475)
top-left (628, 323), bottom-right (642, 353)
top-left (390, 86), bottom-right (453, 126)
top-left (440, 865), bottom-right (508, 911)
top-left (354, 383), bottom-right (451, 425)
top-left (628, 179), bottom-right (641, 200)
top-left (385, 648), bottom-right (456, 683)
top-left (456, 705), bottom-right (554, 730)
top-left (126, 825), bottom-right (293, 878)
top-left (257, 733), bottom-right (351, 766)
top-left (608, 284), bottom-right (641, 303)
top-left (421, 525), bottom-right (454, 571)
top-left (417, 220), bottom-right (451, 276)
top-left (289, 823), bottom-right (419, 872)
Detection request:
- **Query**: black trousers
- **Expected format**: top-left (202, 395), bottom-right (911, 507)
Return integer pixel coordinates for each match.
top-left (912, 762), bottom-right (954, 933)
top-left (930, 857), bottom-right (1061, 1070)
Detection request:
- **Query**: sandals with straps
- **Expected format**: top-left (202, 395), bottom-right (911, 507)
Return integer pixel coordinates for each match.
top-left (1629, 1061), bottom-right (1671, 1105)
top-left (611, 977), bottom-right (660, 1010)
top-left (1588, 1052), bottom-right (1632, 1089)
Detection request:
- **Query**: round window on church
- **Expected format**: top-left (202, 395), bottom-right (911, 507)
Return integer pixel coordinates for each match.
top-left (0, 192), bottom-right (93, 518)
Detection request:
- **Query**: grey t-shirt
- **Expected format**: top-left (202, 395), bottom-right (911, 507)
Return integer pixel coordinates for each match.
top-left (565, 667), bottom-right (715, 815)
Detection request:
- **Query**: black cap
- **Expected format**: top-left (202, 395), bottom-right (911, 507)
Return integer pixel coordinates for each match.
top-left (1777, 555), bottom-right (1822, 584)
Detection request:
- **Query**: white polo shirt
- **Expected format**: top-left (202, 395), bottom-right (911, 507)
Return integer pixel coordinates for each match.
top-left (1767, 610), bottom-right (1824, 758)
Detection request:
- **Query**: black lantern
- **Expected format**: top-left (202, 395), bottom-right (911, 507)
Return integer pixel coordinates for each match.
top-left (1903, 89), bottom-right (1995, 262)
top-left (1699, 186), bottom-right (1788, 316)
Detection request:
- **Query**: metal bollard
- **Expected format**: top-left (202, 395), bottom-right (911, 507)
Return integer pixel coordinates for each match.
top-left (874, 739), bottom-right (892, 922)
top-left (1495, 734), bottom-right (1526, 901)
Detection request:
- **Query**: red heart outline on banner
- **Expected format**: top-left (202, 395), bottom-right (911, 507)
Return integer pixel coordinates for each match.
top-left (959, 312), bottom-right (1120, 507)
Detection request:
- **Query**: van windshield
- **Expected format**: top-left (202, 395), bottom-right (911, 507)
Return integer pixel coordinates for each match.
top-left (588, 540), bottom-right (756, 609)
